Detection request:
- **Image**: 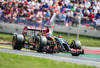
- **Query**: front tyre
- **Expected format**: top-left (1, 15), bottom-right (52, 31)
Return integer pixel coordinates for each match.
top-left (12, 34), bottom-right (24, 50)
top-left (70, 40), bottom-right (81, 49)
top-left (70, 40), bottom-right (82, 56)
top-left (71, 53), bottom-right (80, 56)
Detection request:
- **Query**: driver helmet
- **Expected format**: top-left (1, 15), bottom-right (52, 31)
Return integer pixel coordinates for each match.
top-left (43, 28), bottom-right (50, 33)
top-left (46, 33), bottom-right (52, 37)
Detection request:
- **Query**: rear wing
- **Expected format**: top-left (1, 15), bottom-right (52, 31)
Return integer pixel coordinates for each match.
top-left (22, 26), bottom-right (44, 36)
top-left (22, 26), bottom-right (55, 36)
top-left (25, 26), bottom-right (42, 31)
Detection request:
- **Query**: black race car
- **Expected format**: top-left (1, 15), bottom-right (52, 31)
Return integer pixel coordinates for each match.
top-left (12, 26), bottom-right (84, 56)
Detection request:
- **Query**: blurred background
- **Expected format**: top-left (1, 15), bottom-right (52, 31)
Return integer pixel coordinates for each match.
top-left (0, 0), bottom-right (100, 47)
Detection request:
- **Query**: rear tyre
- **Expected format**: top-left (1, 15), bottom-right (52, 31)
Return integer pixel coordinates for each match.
top-left (70, 40), bottom-right (81, 56)
top-left (12, 34), bottom-right (24, 50)
top-left (35, 36), bottom-right (47, 52)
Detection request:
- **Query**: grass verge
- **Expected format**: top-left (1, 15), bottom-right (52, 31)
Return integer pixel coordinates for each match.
top-left (0, 32), bottom-right (100, 47)
top-left (0, 33), bottom-right (12, 42)
top-left (53, 32), bottom-right (100, 47)
top-left (0, 52), bottom-right (97, 68)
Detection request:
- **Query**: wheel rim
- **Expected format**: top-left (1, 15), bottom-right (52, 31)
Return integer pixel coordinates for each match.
top-left (12, 36), bottom-right (16, 48)
top-left (35, 39), bottom-right (40, 50)
top-left (71, 41), bottom-right (76, 49)
top-left (73, 41), bottom-right (76, 49)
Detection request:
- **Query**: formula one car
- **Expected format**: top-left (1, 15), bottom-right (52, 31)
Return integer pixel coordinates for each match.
top-left (12, 26), bottom-right (58, 53)
top-left (12, 26), bottom-right (84, 56)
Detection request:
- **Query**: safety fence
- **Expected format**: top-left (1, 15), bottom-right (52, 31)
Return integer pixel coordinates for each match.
top-left (0, 13), bottom-right (100, 38)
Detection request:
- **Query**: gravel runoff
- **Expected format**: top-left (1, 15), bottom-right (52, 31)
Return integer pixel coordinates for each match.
top-left (0, 48), bottom-right (100, 67)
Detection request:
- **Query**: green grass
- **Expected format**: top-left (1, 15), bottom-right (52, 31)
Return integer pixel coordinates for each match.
top-left (0, 33), bottom-right (28, 42)
top-left (53, 32), bottom-right (100, 47)
top-left (0, 33), bottom-right (12, 42)
top-left (0, 52), bottom-right (98, 68)
top-left (0, 32), bottom-right (100, 47)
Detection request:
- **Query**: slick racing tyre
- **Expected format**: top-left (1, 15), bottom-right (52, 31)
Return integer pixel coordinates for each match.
top-left (71, 53), bottom-right (80, 56)
top-left (70, 40), bottom-right (81, 49)
top-left (70, 40), bottom-right (81, 56)
top-left (35, 36), bottom-right (47, 52)
top-left (12, 34), bottom-right (24, 50)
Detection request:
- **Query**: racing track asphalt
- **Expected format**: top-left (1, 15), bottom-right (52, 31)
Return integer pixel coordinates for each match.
top-left (0, 48), bottom-right (100, 67)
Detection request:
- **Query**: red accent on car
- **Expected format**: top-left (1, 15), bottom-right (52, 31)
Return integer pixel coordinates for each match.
top-left (23, 26), bottom-right (28, 34)
top-left (47, 47), bottom-right (50, 50)
top-left (58, 36), bottom-right (62, 38)
top-left (35, 27), bottom-right (42, 30)
top-left (70, 49), bottom-right (80, 53)
top-left (30, 26), bottom-right (34, 29)
top-left (54, 47), bottom-right (58, 50)
top-left (43, 28), bottom-right (50, 33)
top-left (27, 26), bottom-right (42, 30)
top-left (33, 43), bottom-right (35, 46)
top-left (76, 49), bottom-right (80, 52)
top-left (42, 34), bottom-right (46, 36)
top-left (46, 33), bottom-right (52, 36)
